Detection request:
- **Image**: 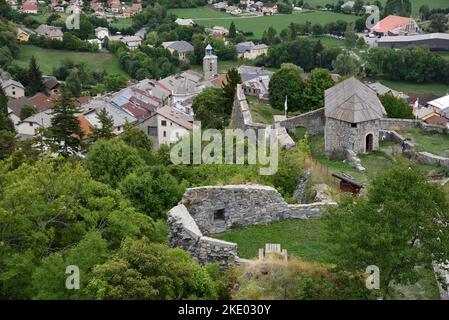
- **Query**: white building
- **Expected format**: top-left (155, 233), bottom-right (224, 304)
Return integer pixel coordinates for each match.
top-left (1, 79), bottom-right (25, 99)
top-left (136, 105), bottom-right (193, 149)
top-left (95, 27), bottom-right (110, 40)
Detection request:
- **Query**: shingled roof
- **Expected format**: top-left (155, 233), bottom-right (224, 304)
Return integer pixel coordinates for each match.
top-left (325, 76), bottom-right (386, 123)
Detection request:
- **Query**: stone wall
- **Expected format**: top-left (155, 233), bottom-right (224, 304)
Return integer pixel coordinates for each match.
top-left (380, 118), bottom-right (447, 133)
top-left (325, 118), bottom-right (381, 156)
top-left (180, 185), bottom-right (333, 235)
top-left (416, 152), bottom-right (449, 168)
top-left (167, 204), bottom-right (238, 269)
top-left (280, 108), bottom-right (326, 136)
top-left (168, 184), bottom-right (336, 268)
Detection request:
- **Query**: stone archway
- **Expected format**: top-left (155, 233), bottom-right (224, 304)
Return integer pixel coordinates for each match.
top-left (365, 133), bottom-right (374, 153)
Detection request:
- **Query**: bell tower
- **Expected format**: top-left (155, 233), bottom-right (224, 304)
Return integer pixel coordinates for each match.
top-left (203, 44), bottom-right (218, 80)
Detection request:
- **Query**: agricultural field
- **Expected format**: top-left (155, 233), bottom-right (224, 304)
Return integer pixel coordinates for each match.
top-left (269, 0), bottom-right (447, 15)
top-left (379, 80), bottom-right (449, 102)
top-left (14, 45), bottom-right (127, 76)
top-left (110, 17), bottom-right (134, 29)
top-left (170, 8), bottom-right (359, 38)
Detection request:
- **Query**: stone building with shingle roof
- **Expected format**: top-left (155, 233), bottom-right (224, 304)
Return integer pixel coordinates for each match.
top-left (324, 76), bottom-right (387, 156)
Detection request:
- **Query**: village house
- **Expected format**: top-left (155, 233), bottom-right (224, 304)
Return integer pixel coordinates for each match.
top-left (9, 93), bottom-right (55, 132)
top-left (35, 24), bottom-right (64, 41)
top-left (324, 77), bottom-right (387, 156)
top-left (16, 110), bottom-right (53, 138)
top-left (175, 18), bottom-right (194, 27)
top-left (235, 41), bottom-right (269, 60)
top-left (16, 28), bottom-right (30, 42)
top-left (162, 41), bottom-right (194, 62)
top-left (371, 15), bottom-right (420, 37)
top-left (109, 0), bottom-right (121, 13)
top-left (1, 79), bottom-right (25, 99)
top-left (213, 1), bottom-right (228, 10)
top-left (108, 35), bottom-right (142, 50)
top-left (414, 106), bottom-right (449, 127)
top-left (367, 82), bottom-right (409, 101)
top-left (43, 78), bottom-right (60, 96)
top-left (82, 98), bottom-right (137, 134)
top-left (20, 1), bottom-right (38, 14)
top-left (7, 0), bottom-right (18, 10)
top-left (210, 26), bottom-right (229, 38)
top-left (426, 95), bottom-right (449, 119)
top-left (95, 27), bottom-right (110, 40)
top-left (131, 2), bottom-right (142, 14)
top-left (261, 2), bottom-right (278, 15)
top-left (136, 105), bottom-right (193, 149)
top-left (91, 1), bottom-right (104, 14)
top-left (238, 65), bottom-right (272, 98)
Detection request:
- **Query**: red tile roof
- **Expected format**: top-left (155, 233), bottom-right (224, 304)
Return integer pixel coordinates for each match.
top-left (21, 1), bottom-right (38, 10)
top-left (373, 15), bottom-right (414, 33)
top-left (78, 115), bottom-right (93, 137)
top-left (121, 102), bottom-right (151, 119)
top-left (29, 93), bottom-right (54, 112)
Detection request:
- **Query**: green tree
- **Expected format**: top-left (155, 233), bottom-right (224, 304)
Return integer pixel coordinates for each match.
top-left (379, 94), bottom-right (414, 119)
top-left (302, 68), bottom-right (334, 111)
top-left (323, 165), bottom-right (449, 298)
top-left (262, 26), bottom-right (279, 45)
top-left (384, 0), bottom-right (411, 16)
top-left (0, 158), bottom-right (155, 298)
top-left (222, 68), bottom-right (242, 116)
top-left (429, 14), bottom-right (448, 33)
top-left (85, 138), bottom-right (145, 188)
top-left (65, 71), bottom-right (82, 97)
top-left (419, 5), bottom-right (430, 21)
top-left (332, 52), bottom-right (359, 76)
top-left (26, 56), bottom-right (44, 96)
top-left (119, 122), bottom-right (152, 151)
top-left (0, 86), bottom-right (14, 132)
top-left (229, 21), bottom-right (237, 39)
top-left (92, 108), bottom-right (114, 140)
top-left (269, 63), bottom-right (304, 112)
top-left (0, 129), bottom-right (16, 160)
top-left (19, 104), bottom-right (37, 121)
top-left (49, 86), bottom-right (83, 156)
top-left (86, 238), bottom-right (219, 300)
top-left (118, 166), bottom-right (186, 220)
top-left (192, 87), bottom-right (227, 129)
top-left (30, 231), bottom-right (109, 299)
top-left (344, 22), bottom-right (357, 48)
top-left (103, 74), bottom-right (128, 92)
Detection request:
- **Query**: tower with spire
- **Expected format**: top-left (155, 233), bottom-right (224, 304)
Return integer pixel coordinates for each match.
top-left (203, 44), bottom-right (218, 80)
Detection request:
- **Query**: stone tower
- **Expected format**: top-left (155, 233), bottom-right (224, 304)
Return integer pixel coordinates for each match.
top-left (203, 44), bottom-right (218, 80)
top-left (324, 77), bottom-right (387, 157)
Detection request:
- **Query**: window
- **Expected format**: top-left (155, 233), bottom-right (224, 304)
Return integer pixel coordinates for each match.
top-left (175, 132), bottom-right (179, 138)
top-left (12, 91), bottom-right (15, 96)
top-left (213, 209), bottom-right (225, 222)
top-left (161, 120), bottom-right (167, 126)
top-left (29, 122), bottom-right (33, 126)
top-left (163, 131), bottom-right (166, 137)
top-left (351, 123), bottom-right (357, 128)
top-left (147, 126), bottom-right (157, 136)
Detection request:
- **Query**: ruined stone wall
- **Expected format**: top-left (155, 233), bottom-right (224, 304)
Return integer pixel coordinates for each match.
top-left (168, 184), bottom-right (336, 268)
top-left (167, 204), bottom-right (238, 269)
top-left (416, 152), bottom-right (449, 169)
top-left (280, 108), bottom-right (326, 136)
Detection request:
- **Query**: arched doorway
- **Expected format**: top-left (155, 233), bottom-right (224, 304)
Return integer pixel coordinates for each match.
top-left (365, 133), bottom-right (373, 153)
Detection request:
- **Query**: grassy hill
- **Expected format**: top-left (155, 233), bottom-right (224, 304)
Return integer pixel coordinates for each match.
top-left (14, 45), bottom-right (127, 76)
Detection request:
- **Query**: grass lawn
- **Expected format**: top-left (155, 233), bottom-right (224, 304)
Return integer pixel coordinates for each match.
top-left (215, 219), bottom-right (332, 262)
top-left (268, 0), bottom-right (448, 16)
top-left (379, 80), bottom-right (449, 101)
top-left (110, 17), bottom-right (134, 29)
top-left (308, 133), bottom-right (446, 187)
top-left (170, 9), bottom-right (359, 38)
top-left (216, 218), bottom-right (441, 300)
top-left (399, 128), bottom-right (449, 158)
top-left (249, 102), bottom-right (284, 124)
top-left (15, 45), bottom-right (127, 76)
top-left (435, 51), bottom-right (449, 60)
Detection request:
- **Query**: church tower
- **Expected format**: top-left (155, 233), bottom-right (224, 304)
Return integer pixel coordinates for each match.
top-left (203, 44), bottom-right (218, 80)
